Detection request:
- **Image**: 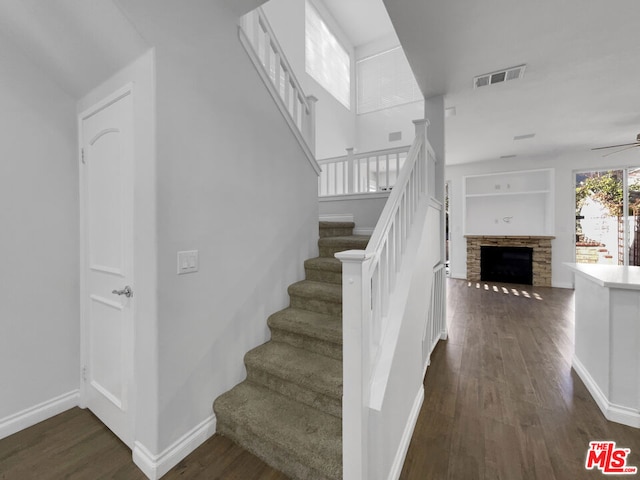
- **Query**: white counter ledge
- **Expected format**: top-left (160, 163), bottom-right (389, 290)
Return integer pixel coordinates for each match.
top-left (564, 263), bottom-right (640, 428)
top-left (565, 262), bottom-right (640, 290)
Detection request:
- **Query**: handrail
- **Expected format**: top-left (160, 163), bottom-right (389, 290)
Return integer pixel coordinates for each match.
top-left (317, 145), bottom-right (411, 164)
top-left (238, 7), bottom-right (320, 174)
top-left (318, 145), bottom-right (411, 196)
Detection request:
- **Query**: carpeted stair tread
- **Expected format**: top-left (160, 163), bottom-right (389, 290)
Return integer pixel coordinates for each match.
top-left (245, 341), bottom-right (342, 401)
top-left (268, 308), bottom-right (342, 345)
top-left (318, 235), bottom-right (370, 249)
top-left (304, 257), bottom-right (343, 285)
top-left (318, 235), bottom-right (370, 257)
top-left (304, 256), bottom-right (343, 272)
top-left (319, 221), bottom-right (355, 238)
top-left (214, 382), bottom-right (342, 480)
top-left (319, 221), bottom-right (354, 229)
top-left (288, 280), bottom-right (341, 303)
top-left (288, 281), bottom-right (342, 316)
top-left (268, 308), bottom-right (342, 360)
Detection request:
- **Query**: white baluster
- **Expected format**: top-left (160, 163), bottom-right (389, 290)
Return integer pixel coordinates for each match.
top-left (274, 52), bottom-right (281, 93)
top-left (303, 95), bottom-right (317, 154)
top-left (284, 71), bottom-right (291, 111)
top-left (292, 90), bottom-right (299, 128)
top-left (385, 155), bottom-right (390, 190)
top-left (366, 157), bottom-right (371, 193)
top-left (264, 32), bottom-right (272, 79)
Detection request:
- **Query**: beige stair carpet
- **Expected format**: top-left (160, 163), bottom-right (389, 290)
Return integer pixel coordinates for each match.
top-left (213, 221), bottom-right (369, 480)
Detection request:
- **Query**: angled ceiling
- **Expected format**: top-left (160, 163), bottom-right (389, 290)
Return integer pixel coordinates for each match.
top-left (382, 0), bottom-right (640, 165)
top-left (322, 0), bottom-right (395, 48)
top-left (0, 0), bottom-right (149, 98)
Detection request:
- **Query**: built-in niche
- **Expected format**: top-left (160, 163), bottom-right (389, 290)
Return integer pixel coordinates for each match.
top-left (464, 168), bottom-right (554, 236)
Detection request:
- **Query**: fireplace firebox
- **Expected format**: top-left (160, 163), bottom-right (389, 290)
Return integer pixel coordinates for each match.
top-left (480, 246), bottom-right (533, 285)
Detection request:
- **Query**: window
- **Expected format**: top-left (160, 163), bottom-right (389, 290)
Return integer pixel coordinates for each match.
top-left (575, 168), bottom-right (640, 266)
top-left (357, 47), bottom-right (422, 115)
top-left (305, 1), bottom-right (351, 109)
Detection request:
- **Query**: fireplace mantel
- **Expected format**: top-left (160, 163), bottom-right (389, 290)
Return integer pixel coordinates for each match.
top-left (466, 235), bottom-right (554, 287)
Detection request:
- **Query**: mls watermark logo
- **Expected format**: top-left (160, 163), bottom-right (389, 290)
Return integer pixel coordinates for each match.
top-left (585, 441), bottom-right (638, 475)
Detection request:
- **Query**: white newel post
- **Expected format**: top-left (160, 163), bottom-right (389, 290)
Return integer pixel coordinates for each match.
top-left (336, 249), bottom-right (371, 480)
top-left (345, 147), bottom-right (355, 194)
top-left (304, 95), bottom-right (317, 155)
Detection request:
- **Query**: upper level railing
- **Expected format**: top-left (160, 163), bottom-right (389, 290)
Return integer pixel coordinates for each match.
top-left (318, 146), bottom-right (410, 196)
top-left (337, 119), bottom-right (437, 479)
top-left (239, 7), bottom-right (319, 173)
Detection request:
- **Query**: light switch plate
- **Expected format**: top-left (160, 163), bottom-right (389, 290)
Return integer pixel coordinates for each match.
top-left (177, 250), bottom-right (198, 274)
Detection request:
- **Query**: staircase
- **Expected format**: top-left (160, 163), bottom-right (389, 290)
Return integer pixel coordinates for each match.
top-left (213, 221), bottom-right (369, 480)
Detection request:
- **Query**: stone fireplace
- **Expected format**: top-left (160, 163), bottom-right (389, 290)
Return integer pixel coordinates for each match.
top-left (466, 236), bottom-right (553, 287)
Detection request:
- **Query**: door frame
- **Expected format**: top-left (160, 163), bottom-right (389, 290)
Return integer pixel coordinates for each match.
top-left (78, 83), bottom-right (136, 427)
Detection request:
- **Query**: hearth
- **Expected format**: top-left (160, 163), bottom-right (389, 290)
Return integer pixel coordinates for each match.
top-left (481, 246), bottom-right (533, 285)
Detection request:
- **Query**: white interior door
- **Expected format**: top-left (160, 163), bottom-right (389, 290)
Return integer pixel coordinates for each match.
top-left (80, 86), bottom-right (135, 448)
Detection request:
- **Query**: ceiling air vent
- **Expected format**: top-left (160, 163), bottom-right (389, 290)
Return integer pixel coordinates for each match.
top-left (474, 64), bottom-right (526, 89)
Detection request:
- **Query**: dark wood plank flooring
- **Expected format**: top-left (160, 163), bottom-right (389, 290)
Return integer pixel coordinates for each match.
top-left (401, 278), bottom-right (640, 479)
top-left (0, 408), bottom-right (287, 479)
top-left (2, 278), bottom-right (639, 479)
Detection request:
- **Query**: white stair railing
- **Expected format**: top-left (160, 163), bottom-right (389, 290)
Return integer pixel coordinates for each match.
top-left (336, 119), bottom-right (440, 479)
top-left (238, 7), bottom-right (319, 173)
top-left (318, 145), bottom-right (410, 196)
top-left (425, 263), bottom-right (447, 368)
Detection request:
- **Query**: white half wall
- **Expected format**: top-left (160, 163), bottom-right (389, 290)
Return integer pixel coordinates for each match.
top-left (368, 202), bottom-right (443, 480)
top-left (0, 32), bottom-right (79, 432)
top-left (319, 193), bottom-right (389, 233)
top-left (446, 148), bottom-right (640, 287)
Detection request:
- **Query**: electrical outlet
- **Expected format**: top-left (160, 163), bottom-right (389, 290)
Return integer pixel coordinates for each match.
top-left (177, 250), bottom-right (199, 274)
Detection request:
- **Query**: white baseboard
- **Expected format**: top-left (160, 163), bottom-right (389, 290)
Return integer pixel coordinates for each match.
top-left (440, 327), bottom-right (448, 341)
top-left (387, 386), bottom-right (424, 480)
top-left (572, 355), bottom-right (640, 428)
top-left (0, 390), bottom-right (79, 440)
top-left (553, 282), bottom-right (574, 289)
top-left (133, 414), bottom-right (216, 480)
top-left (319, 214), bottom-right (354, 223)
top-left (354, 228), bottom-right (374, 236)
top-left (450, 272), bottom-right (467, 280)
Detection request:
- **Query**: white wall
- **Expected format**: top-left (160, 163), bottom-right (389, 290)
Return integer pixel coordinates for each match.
top-left (319, 193), bottom-right (389, 233)
top-left (262, 0), bottom-right (357, 159)
top-left (355, 33), bottom-right (423, 154)
top-left (0, 33), bottom-right (79, 430)
top-left (446, 148), bottom-right (640, 288)
top-left (117, 0), bottom-right (320, 458)
top-left (77, 49), bottom-right (159, 454)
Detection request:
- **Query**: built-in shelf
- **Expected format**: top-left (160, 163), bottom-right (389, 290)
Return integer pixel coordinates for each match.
top-left (465, 189), bottom-right (550, 198)
top-left (464, 168), bottom-right (554, 236)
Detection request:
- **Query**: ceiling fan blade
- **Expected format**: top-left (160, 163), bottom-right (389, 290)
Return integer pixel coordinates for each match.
top-left (601, 144), bottom-right (640, 157)
top-left (592, 142), bottom-right (639, 151)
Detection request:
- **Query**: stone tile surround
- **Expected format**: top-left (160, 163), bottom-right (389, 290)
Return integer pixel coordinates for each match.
top-left (466, 236), bottom-right (554, 287)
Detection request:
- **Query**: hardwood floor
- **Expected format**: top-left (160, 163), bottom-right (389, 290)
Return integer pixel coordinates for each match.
top-left (0, 408), bottom-right (287, 479)
top-left (401, 278), bottom-right (640, 480)
top-left (2, 278), bottom-right (639, 479)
